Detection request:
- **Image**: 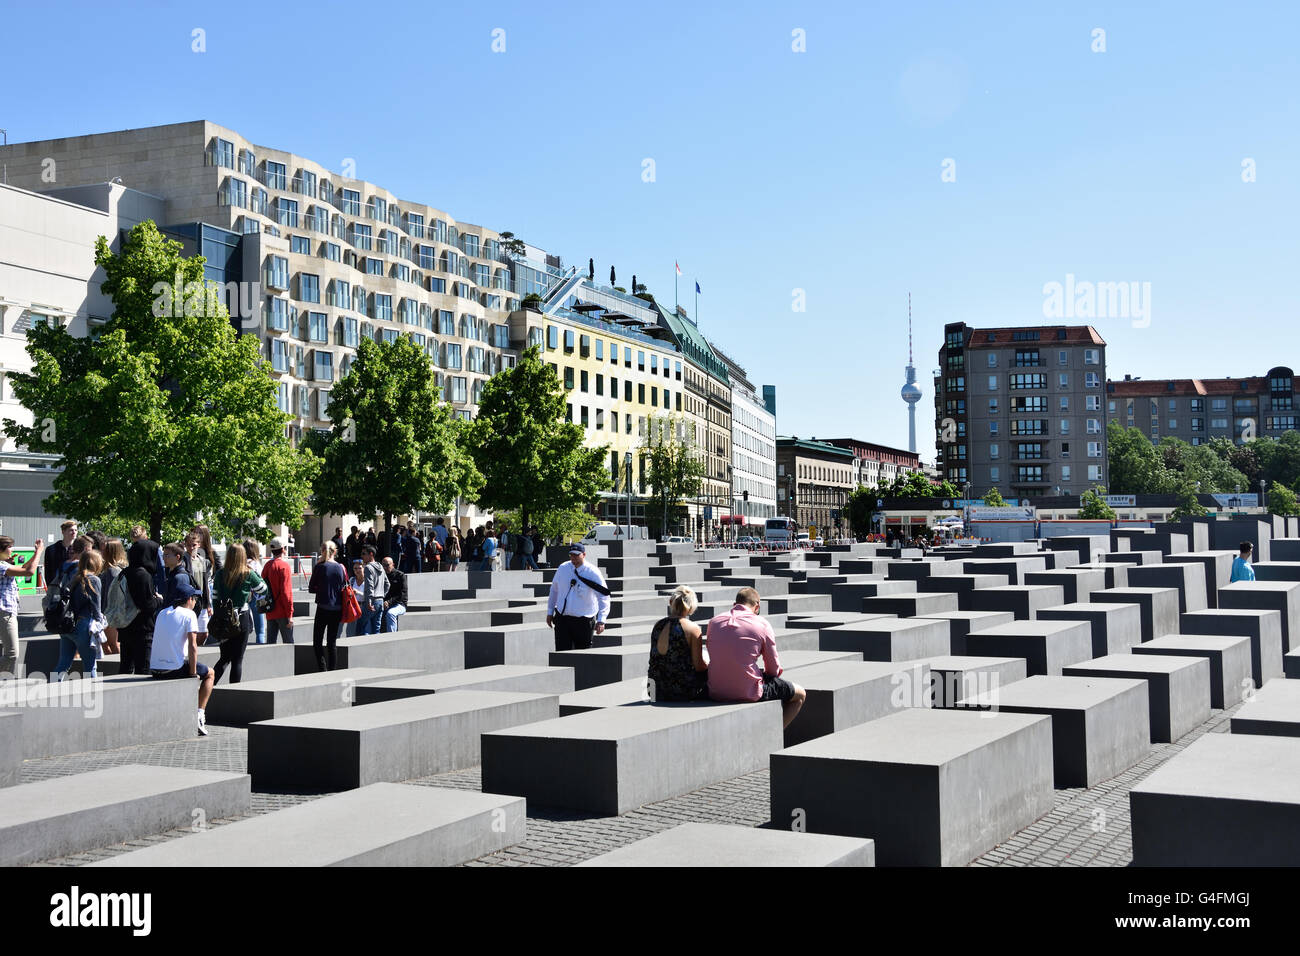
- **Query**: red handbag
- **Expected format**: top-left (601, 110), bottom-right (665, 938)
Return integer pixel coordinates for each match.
top-left (340, 583), bottom-right (362, 624)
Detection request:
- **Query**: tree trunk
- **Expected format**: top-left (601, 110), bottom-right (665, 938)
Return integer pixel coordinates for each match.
top-left (150, 512), bottom-right (163, 543)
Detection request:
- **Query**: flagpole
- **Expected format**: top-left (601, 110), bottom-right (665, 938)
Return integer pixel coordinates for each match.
top-left (695, 282), bottom-right (699, 324)
top-left (674, 268), bottom-right (678, 312)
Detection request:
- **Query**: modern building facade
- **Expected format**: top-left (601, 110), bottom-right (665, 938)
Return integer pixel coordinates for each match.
top-left (776, 437), bottom-right (855, 537)
top-left (822, 438), bottom-right (921, 489)
top-left (1106, 368), bottom-right (1300, 445)
top-left (935, 323), bottom-right (1108, 499)
top-left (0, 181), bottom-right (171, 541)
top-left (710, 343), bottom-right (777, 527)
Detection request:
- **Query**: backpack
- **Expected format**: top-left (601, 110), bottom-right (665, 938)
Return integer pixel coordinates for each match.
top-left (521, 535), bottom-right (534, 555)
top-left (43, 571), bottom-right (75, 634)
top-left (105, 572), bottom-right (140, 629)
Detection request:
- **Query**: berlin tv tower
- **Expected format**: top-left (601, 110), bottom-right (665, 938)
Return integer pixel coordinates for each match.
top-left (900, 294), bottom-right (922, 454)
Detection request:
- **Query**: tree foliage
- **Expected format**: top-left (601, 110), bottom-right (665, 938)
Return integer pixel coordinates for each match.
top-left (641, 414), bottom-right (707, 537)
top-left (1169, 484), bottom-right (1209, 520)
top-left (982, 487), bottom-right (1006, 507)
top-left (304, 336), bottom-right (480, 528)
top-left (1268, 482), bottom-right (1300, 517)
top-left (468, 346), bottom-right (610, 528)
top-left (1, 221), bottom-right (317, 541)
top-left (1078, 486), bottom-right (1118, 520)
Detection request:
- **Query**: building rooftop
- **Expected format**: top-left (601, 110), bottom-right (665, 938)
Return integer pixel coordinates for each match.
top-left (1106, 373), bottom-right (1299, 396)
top-left (776, 437), bottom-right (855, 459)
top-left (948, 324), bottom-right (1107, 347)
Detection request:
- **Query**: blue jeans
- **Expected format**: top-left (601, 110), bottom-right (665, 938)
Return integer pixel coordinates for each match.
top-left (361, 598), bottom-right (384, 635)
top-left (55, 617), bottom-right (99, 677)
top-left (381, 604), bottom-right (405, 633)
top-left (480, 555), bottom-right (495, 572)
top-left (249, 604), bottom-right (266, 644)
top-left (521, 553), bottom-right (538, 570)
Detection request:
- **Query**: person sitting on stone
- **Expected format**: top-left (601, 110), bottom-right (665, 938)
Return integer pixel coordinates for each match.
top-left (647, 585), bottom-right (708, 702)
top-left (705, 586), bottom-right (805, 728)
top-left (150, 573), bottom-right (215, 736)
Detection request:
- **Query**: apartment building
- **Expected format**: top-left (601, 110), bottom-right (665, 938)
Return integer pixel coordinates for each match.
top-left (776, 437), bottom-right (855, 536)
top-left (1106, 367), bottom-right (1299, 445)
top-left (822, 438), bottom-right (921, 488)
top-left (710, 343), bottom-right (777, 526)
top-left (935, 323), bottom-right (1107, 498)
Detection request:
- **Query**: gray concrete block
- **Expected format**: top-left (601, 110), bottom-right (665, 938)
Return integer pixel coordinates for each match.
top-left (1104, 550), bottom-right (1162, 566)
top-left (1180, 608), bottom-right (1284, 687)
top-left (1024, 569), bottom-right (1106, 605)
top-left (1162, 551), bottom-right (1235, 609)
top-left (292, 630), bottom-right (464, 676)
top-left (1254, 561), bottom-right (1300, 582)
top-left (818, 618), bottom-right (951, 662)
top-left (1062, 654), bottom-right (1210, 742)
top-left (969, 585), bottom-right (1067, 621)
top-left (964, 620), bottom-right (1094, 677)
top-left (769, 709), bottom-right (1054, 866)
top-left (1218, 580), bottom-right (1300, 653)
top-left (550, 644), bottom-right (649, 690)
top-left (482, 700), bottom-right (784, 815)
top-left (1210, 519), bottom-right (1271, 563)
top-left (1133, 635), bottom-right (1254, 710)
top-left (784, 660), bottom-right (931, 746)
top-left (918, 574), bottom-right (1007, 611)
top-left (919, 655), bottom-right (1028, 709)
top-left (1288, 648), bottom-right (1300, 679)
top-left (861, 592), bottom-right (959, 619)
top-left (961, 558), bottom-right (1049, 585)
top-left (1129, 532), bottom-right (1189, 555)
top-left (784, 612), bottom-right (893, 632)
top-left (206, 667), bottom-right (422, 726)
top-left (1066, 562), bottom-right (1129, 590)
top-left (248, 690), bottom-right (559, 791)
top-left (577, 822), bottom-right (875, 867)
top-left (831, 582), bottom-right (915, 612)
top-left (99, 641), bottom-right (296, 681)
top-left (766, 593), bottom-right (835, 615)
top-left (1127, 563), bottom-right (1208, 614)
top-left (1038, 602), bottom-right (1143, 657)
top-left (0, 764), bottom-right (250, 866)
top-left (885, 559), bottom-right (963, 581)
top-left (1230, 678), bottom-right (1300, 737)
top-left (0, 711), bottom-right (21, 787)
top-left (922, 610), bottom-right (1017, 655)
top-left (353, 665), bottom-right (575, 703)
top-left (959, 675), bottom-right (1151, 788)
top-left (1093, 587), bottom-right (1181, 642)
top-left (92, 784), bottom-right (525, 867)
top-left (1130, 733), bottom-right (1300, 865)
top-left (5, 676), bottom-right (194, 758)
top-left (463, 624), bottom-right (556, 667)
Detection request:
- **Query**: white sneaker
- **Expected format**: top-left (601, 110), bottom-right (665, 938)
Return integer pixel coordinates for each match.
top-left (197, 709), bottom-right (208, 736)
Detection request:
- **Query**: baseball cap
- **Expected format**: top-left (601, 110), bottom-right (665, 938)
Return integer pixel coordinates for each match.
top-left (269, 537), bottom-right (285, 551)
top-left (568, 543), bottom-right (586, 555)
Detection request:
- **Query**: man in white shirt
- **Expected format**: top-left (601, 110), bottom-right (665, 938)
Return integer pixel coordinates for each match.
top-left (546, 543), bottom-right (611, 651)
top-left (149, 574), bottom-right (215, 736)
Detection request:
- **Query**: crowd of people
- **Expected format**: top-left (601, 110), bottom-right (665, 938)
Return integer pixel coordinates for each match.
top-left (327, 519), bottom-right (547, 575)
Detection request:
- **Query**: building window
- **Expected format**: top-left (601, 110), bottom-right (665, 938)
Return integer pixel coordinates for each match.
top-left (988, 375), bottom-right (997, 390)
top-left (1060, 397), bottom-right (1069, 411)
top-left (989, 421), bottom-right (999, 435)
top-left (580, 370), bottom-right (589, 392)
top-left (564, 330), bottom-right (575, 353)
top-left (1085, 372), bottom-right (1100, 388)
top-left (298, 273), bottom-right (320, 303)
top-left (1088, 465), bottom-right (1102, 481)
top-left (1084, 349), bottom-right (1099, 365)
top-left (1087, 441), bottom-right (1102, 458)
top-left (1087, 395), bottom-right (1101, 411)
top-left (990, 443), bottom-right (999, 459)
top-left (987, 353), bottom-right (997, 368)
top-left (990, 466), bottom-right (1000, 483)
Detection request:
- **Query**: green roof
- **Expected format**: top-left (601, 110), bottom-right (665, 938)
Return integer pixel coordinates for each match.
top-left (777, 437), bottom-right (854, 459)
top-left (652, 302), bottom-right (729, 384)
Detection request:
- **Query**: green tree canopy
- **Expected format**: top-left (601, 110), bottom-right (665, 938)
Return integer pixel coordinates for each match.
top-left (1106, 422), bottom-right (1171, 494)
top-left (1169, 483), bottom-right (1210, 520)
top-left (1268, 481), bottom-right (1300, 517)
top-left (982, 487), bottom-right (1006, 507)
top-left (1078, 486), bottom-right (1118, 520)
top-left (468, 345), bottom-right (610, 528)
top-left (1157, 437), bottom-right (1247, 495)
top-left (304, 336), bottom-right (481, 531)
top-left (2, 221), bottom-right (317, 541)
top-left (641, 414), bottom-right (707, 537)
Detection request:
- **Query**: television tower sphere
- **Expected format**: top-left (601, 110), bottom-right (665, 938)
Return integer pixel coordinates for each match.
top-left (901, 381), bottom-right (922, 404)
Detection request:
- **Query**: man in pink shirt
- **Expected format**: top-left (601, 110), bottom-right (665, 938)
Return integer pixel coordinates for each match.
top-left (706, 587), bottom-right (805, 728)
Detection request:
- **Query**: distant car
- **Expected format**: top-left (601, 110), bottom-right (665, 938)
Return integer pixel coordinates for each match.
top-left (794, 532), bottom-right (811, 546)
top-left (662, 535), bottom-right (686, 543)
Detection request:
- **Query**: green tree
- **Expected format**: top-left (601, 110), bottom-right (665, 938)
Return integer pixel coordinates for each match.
top-left (1158, 437), bottom-right (1247, 494)
top-left (2, 221), bottom-right (317, 541)
top-left (1169, 483), bottom-right (1209, 520)
top-left (1078, 486), bottom-right (1118, 520)
top-left (846, 485), bottom-right (882, 538)
top-left (641, 414), bottom-right (707, 537)
top-left (1267, 481), bottom-right (1300, 517)
top-left (468, 346), bottom-right (611, 529)
top-left (304, 336), bottom-right (480, 534)
top-left (982, 487), bottom-right (1006, 507)
top-left (1106, 423), bottom-right (1171, 494)
top-left (497, 231), bottom-right (527, 260)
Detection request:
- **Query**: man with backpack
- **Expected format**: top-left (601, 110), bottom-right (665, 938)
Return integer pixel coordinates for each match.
top-left (262, 537), bottom-right (295, 644)
top-left (115, 539), bottom-right (161, 674)
top-left (519, 525), bottom-right (539, 571)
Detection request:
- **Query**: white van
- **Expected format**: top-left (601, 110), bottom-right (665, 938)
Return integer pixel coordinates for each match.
top-left (583, 524), bottom-right (626, 543)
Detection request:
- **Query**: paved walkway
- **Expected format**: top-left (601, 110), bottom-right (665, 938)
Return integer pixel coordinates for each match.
top-left (26, 699), bottom-right (1240, 867)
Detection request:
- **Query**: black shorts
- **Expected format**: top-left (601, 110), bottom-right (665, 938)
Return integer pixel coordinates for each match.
top-left (151, 663), bottom-right (211, 680)
top-left (759, 673), bottom-right (796, 702)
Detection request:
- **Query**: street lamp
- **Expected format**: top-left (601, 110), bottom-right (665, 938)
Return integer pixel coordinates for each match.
top-left (625, 452), bottom-right (633, 541)
top-left (727, 464), bottom-right (734, 543)
top-left (1261, 478), bottom-right (1267, 513)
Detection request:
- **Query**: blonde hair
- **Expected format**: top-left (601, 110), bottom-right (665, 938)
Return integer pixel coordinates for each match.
top-left (222, 541), bottom-right (249, 590)
top-left (668, 585), bottom-right (698, 618)
top-left (102, 538), bottom-right (129, 569)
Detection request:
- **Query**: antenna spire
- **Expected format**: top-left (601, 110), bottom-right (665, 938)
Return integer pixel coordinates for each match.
top-left (908, 293), bottom-right (913, 364)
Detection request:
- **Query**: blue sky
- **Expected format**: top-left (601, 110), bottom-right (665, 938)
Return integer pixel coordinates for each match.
top-left (5, 0), bottom-right (1298, 456)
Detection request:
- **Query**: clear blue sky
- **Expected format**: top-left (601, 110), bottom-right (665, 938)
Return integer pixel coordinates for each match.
top-left (5, 0), bottom-right (1298, 457)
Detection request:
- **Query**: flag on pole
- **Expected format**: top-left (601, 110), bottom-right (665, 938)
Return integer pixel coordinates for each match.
top-left (675, 261), bottom-right (682, 276)
top-left (695, 281), bottom-right (701, 294)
